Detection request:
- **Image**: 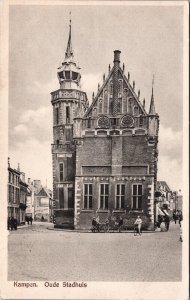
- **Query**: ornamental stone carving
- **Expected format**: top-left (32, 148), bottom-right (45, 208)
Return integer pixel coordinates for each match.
top-left (121, 114), bottom-right (134, 128)
top-left (97, 116), bottom-right (109, 128)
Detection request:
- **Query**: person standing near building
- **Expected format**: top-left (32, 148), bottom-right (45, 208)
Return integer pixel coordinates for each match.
top-left (134, 216), bottom-right (142, 236)
top-left (173, 210), bottom-right (177, 224)
top-left (164, 215), bottom-right (170, 231)
top-left (178, 211), bottom-right (183, 226)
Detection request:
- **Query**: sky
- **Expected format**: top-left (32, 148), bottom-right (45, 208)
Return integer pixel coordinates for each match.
top-left (8, 3), bottom-right (184, 192)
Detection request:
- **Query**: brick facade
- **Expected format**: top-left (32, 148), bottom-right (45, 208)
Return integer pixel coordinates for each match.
top-left (51, 27), bottom-right (159, 230)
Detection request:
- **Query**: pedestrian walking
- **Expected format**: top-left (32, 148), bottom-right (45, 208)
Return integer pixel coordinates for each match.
top-left (164, 215), bottom-right (170, 231)
top-left (10, 217), bottom-right (14, 231)
top-left (118, 216), bottom-right (123, 232)
top-left (178, 211), bottom-right (183, 226)
top-left (179, 220), bottom-right (183, 242)
top-left (96, 215), bottom-right (100, 232)
top-left (105, 218), bottom-right (110, 232)
top-left (7, 217), bottom-right (11, 230)
top-left (134, 216), bottom-right (142, 236)
top-left (13, 218), bottom-right (17, 230)
top-left (91, 217), bottom-right (97, 232)
top-left (173, 211), bottom-right (177, 224)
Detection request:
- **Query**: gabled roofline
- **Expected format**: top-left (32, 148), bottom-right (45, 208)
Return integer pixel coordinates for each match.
top-left (84, 67), bottom-right (114, 117)
top-left (84, 64), bottom-right (148, 117)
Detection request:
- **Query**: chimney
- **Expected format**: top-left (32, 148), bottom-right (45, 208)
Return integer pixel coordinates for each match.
top-left (113, 50), bottom-right (121, 65)
top-left (28, 178), bottom-right (31, 184)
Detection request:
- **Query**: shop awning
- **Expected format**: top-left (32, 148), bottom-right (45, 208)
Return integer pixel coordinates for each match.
top-left (162, 209), bottom-right (169, 216)
top-left (157, 207), bottom-right (165, 216)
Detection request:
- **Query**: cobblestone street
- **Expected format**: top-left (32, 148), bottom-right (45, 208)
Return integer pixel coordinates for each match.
top-left (8, 221), bottom-right (182, 282)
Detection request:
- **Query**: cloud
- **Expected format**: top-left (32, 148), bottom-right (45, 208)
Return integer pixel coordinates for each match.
top-left (26, 78), bottom-right (59, 96)
top-left (158, 124), bottom-right (183, 162)
top-left (11, 105), bottom-right (52, 145)
top-left (13, 124), bottom-right (28, 135)
top-left (157, 124), bottom-right (183, 191)
top-left (81, 73), bottom-right (102, 102)
top-left (9, 138), bottom-right (52, 188)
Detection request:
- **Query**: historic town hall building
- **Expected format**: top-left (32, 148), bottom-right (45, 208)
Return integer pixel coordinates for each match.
top-left (51, 21), bottom-right (159, 230)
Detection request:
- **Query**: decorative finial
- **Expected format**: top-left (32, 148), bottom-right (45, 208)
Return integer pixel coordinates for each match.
top-left (98, 83), bottom-right (100, 91)
top-left (152, 74), bottom-right (155, 97)
top-left (17, 163), bottom-right (20, 172)
top-left (138, 89), bottom-right (140, 98)
top-left (69, 11), bottom-right (71, 25)
top-left (8, 157), bottom-right (10, 168)
top-left (143, 98), bottom-right (145, 108)
top-left (92, 92), bottom-right (94, 100)
top-left (103, 74), bottom-right (105, 82)
top-left (65, 12), bottom-right (73, 59)
top-left (133, 81), bottom-right (135, 90)
top-left (128, 72), bottom-right (130, 81)
top-left (123, 63), bottom-right (125, 72)
top-left (149, 75), bottom-right (156, 114)
top-left (108, 64), bottom-right (111, 73)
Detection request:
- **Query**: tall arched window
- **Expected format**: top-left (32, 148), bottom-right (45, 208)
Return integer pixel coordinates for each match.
top-left (99, 99), bottom-right (103, 114)
top-left (134, 106), bottom-right (139, 116)
top-left (118, 79), bottom-right (123, 94)
top-left (110, 81), bottom-right (113, 95)
top-left (123, 89), bottom-right (128, 113)
top-left (128, 98), bottom-right (133, 114)
top-left (104, 90), bottom-right (108, 114)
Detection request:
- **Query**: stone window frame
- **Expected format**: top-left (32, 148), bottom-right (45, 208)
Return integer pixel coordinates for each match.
top-left (83, 183), bottom-right (93, 210)
top-left (59, 163), bottom-right (64, 182)
top-left (131, 183), bottom-right (143, 210)
top-left (98, 98), bottom-right (103, 114)
top-left (99, 183), bottom-right (109, 210)
top-left (115, 183), bottom-right (125, 210)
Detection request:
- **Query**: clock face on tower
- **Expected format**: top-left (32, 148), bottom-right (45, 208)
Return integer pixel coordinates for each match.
top-left (121, 114), bottom-right (134, 127)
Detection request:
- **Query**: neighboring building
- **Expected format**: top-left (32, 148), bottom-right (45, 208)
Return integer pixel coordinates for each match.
top-left (7, 158), bottom-right (28, 225)
top-left (51, 21), bottom-right (159, 230)
top-left (19, 172), bottom-right (28, 224)
top-left (171, 190), bottom-right (183, 211)
top-left (25, 178), bottom-right (35, 219)
top-left (35, 187), bottom-right (53, 222)
top-left (26, 179), bottom-right (53, 222)
top-left (157, 181), bottom-right (172, 209)
top-left (7, 158), bottom-right (20, 223)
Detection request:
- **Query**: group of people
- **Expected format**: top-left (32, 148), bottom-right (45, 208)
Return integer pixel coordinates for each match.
top-left (173, 210), bottom-right (183, 225)
top-left (91, 215), bottom-right (142, 235)
top-left (25, 216), bottom-right (33, 225)
top-left (92, 216), bottom-right (124, 233)
top-left (157, 214), bottom-right (170, 231)
top-left (7, 217), bottom-right (18, 230)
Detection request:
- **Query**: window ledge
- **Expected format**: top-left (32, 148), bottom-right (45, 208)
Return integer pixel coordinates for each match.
top-left (81, 209), bottom-right (93, 212)
top-left (129, 210), bottom-right (144, 213)
top-left (97, 210), bottom-right (109, 213)
top-left (113, 210), bottom-right (126, 213)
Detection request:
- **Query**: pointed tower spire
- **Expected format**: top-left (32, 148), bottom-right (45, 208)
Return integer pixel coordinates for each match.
top-left (149, 75), bottom-right (156, 114)
top-left (65, 12), bottom-right (73, 59)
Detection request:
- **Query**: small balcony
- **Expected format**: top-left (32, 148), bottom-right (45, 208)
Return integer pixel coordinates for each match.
top-left (51, 143), bottom-right (74, 153)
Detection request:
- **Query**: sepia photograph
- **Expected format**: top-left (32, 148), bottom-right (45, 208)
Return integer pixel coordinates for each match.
top-left (0, 1), bottom-right (189, 299)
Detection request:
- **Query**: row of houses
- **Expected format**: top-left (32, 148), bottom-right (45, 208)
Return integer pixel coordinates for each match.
top-left (156, 181), bottom-right (183, 213)
top-left (7, 158), bottom-right (54, 225)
